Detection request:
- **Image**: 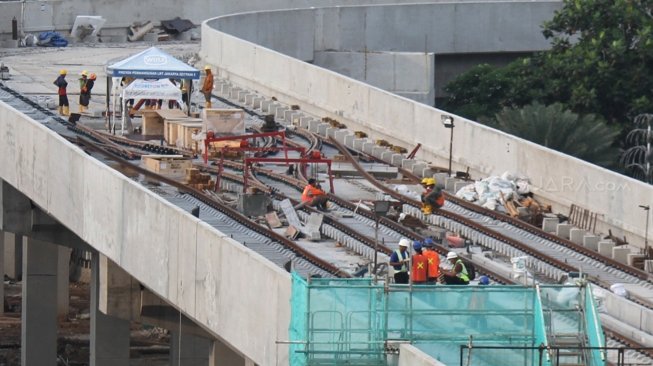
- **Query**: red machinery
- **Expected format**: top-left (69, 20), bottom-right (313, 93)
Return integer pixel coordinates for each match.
top-left (204, 130), bottom-right (334, 193)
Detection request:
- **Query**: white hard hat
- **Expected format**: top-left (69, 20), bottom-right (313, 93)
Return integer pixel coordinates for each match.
top-left (399, 213), bottom-right (406, 221)
top-left (446, 251), bottom-right (458, 260)
top-left (398, 238), bottom-right (410, 248)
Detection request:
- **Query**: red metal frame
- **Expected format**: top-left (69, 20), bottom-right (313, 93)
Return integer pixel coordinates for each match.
top-left (243, 157), bottom-right (334, 193)
top-left (203, 131), bottom-right (287, 164)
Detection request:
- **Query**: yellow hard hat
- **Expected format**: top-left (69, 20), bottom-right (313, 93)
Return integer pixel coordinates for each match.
top-left (59, 69), bottom-right (67, 75)
top-left (204, 65), bottom-right (211, 71)
top-left (426, 178), bottom-right (436, 186)
top-left (81, 70), bottom-right (88, 76)
top-left (421, 178), bottom-right (430, 185)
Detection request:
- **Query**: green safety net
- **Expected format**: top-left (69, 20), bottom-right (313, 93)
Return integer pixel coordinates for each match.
top-left (585, 284), bottom-right (606, 366)
top-left (289, 276), bottom-right (604, 366)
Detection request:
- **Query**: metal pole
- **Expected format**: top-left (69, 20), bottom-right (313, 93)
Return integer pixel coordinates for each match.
top-left (448, 125), bottom-right (454, 176)
top-left (645, 206), bottom-right (650, 259)
top-left (374, 217), bottom-right (379, 283)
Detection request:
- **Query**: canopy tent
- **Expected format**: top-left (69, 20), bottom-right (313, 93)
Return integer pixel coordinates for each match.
top-left (104, 47), bottom-right (200, 134)
top-left (122, 78), bottom-right (182, 101)
top-left (107, 46), bottom-right (200, 79)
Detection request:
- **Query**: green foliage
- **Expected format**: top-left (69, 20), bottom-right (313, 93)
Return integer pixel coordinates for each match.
top-left (494, 103), bottom-right (621, 168)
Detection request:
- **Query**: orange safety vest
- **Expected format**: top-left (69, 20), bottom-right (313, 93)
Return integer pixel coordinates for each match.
top-left (411, 252), bottom-right (428, 283)
top-left (301, 185), bottom-right (324, 202)
top-left (423, 249), bottom-right (440, 279)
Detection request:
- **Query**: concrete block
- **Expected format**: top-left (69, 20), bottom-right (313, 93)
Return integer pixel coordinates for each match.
top-left (569, 228), bottom-right (584, 245)
top-left (238, 193), bottom-right (271, 217)
top-left (627, 253), bottom-right (646, 266)
top-left (290, 113), bottom-right (303, 126)
top-left (244, 93), bottom-right (256, 106)
top-left (229, 87), bottom-right (242, 100)
top-left (583, 235), bottom-right (599, 251)
top-left (299, 116), bottom-right (313, 129)
top-left (318, 123), bottom-right (329, 136)
top-left (372, 146), bottom-right (386, 159)
top-left (411, 163), bottom-right (426, 176)
top-left (334, 130), bottom-right (350, 144)
top-left (434, 173), bottom-right (449, 186)
top-left (326, 127), bottom-right (338, 138)
top-left (237, 90), bottom-right (249, 102)
top-left (421, 168), bottom-right (436, 180)
top-left (308, 119), bottom-right (320, 133)
top-left (402, 159), bottom-right (416, 170)
top-left (612, 247), bottom-right (631, 264)
top-left (353, 138), bottom-right (366, 151)
top-left (252, 96), bottom-right (264, 110)
top-left (541, 218), bottom-right (558, 233)
top-left (445, 177), bottom-right (458, 192)
top-left (381, 151), bottom-right (394, 163)
top-left (646, 260), bottom-right (653, 273)
top-left (362, 142), bottom-right (375, 154)
top-left (283, 110), bottom-right (297, 123)
top-left (216, 81), bottom-right (229, 96)
top-left (453, 181), bottom-right (469, 193)
top-left (275, 106), bottom-right (289, 120)
top-left (344, 134), bottom-right (355, 148)
top-left (598, 241), bottom-right (615, 257)
top-left (391, 154), bottom-right (404, 166)
top-left (556, 224), bottom-right (573, 239)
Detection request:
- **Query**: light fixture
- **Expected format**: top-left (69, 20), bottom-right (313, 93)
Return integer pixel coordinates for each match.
top-left (441, 115), bottom-right (455, 176)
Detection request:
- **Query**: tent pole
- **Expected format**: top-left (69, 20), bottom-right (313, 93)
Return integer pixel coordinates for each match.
top-left (187, 79), bottom-right (192, 117)
top-left (105, 76), bottom-right (111, 132)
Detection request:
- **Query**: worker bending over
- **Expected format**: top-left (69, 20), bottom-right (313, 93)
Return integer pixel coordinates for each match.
top-left (441, 251), bottom-right (469, 285)
top-left (297, 178), bottom-right (328, 211)
top-left (420, 178), bottom-right (444, 215)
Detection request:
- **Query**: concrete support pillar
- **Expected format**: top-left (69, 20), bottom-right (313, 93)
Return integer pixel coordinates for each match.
top-left (57, 246), bottom-right (71, 319)
top-left (210, 339), bottom-right (255, 366)
top-left (4, 231), bottom-right (22, 280)
top-left (0, 231), bottom-right (4, 315)
top-left (91, 253), bottom-right (130, 366)
top-left (170, 331), bottom-right (212, 366)
top-left (21, 237), bottom-right (58, 366)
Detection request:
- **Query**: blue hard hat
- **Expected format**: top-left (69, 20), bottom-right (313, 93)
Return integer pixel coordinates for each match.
top-left (479, 276), bottom-right (490, 285)
top-left (413, 241), bottom-right (422, 251)
top-left (423, 238), bottom-right (434, 246)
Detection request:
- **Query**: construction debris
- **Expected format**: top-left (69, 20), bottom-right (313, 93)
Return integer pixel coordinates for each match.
top-left (128, 21), bottom-right (155, 42)
top-left (160, 17), bottom-right (195, 35)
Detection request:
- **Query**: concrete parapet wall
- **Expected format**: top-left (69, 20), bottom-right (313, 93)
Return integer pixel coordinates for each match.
top-left (0, 102), bottom-right (290, 365)
top-left (398, 344), bottom-right (445, 366)
top-left (201, 3), bottom-right (653, 248)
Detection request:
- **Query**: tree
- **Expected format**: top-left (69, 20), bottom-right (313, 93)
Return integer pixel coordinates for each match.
top-left (492, 103), bottom-right (621, 168)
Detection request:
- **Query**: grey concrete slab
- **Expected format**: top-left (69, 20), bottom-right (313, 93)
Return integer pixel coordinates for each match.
top-left (391, 154), bottom-right (403, 166)
top-left (299, 116), bottom-right (313, 129)
top-left (583, 235), bottom-right (599, 251)
top-left (353, 138), bottom-right (366, 151)
top-left (318, 122), bottom-right (329, 136)
top-left (411, 163), bottom-right (426, 176)
top-left (612, 247), bottom-right (631, 264)
top-left (541, 218), bottom-right (558, 233)
top-left (275, 106), bottom-right (288, 120)
top-left (252, 96), bottom-right (264, 110)
top-left (381, 151), bottom-right (394, 163)
top-left (344, 134), bottom-right (355, 148)
top-left (237, 90), bottom-right (249, 103)
top-left (308, 119), bottom-right (320, 133)
top-left (569, 228), bottom-right (584, 245)
top-left (326, 127), bottom-right (338, 138)
top-left (334, 130), bottom-right (350, 144)
top-left (362, 142), bottom-right (375, 154)
top-left (372, 146), bottom-right (386, 159)
top-left (598, 241), bottom-right (615, 257)
top-left (555, 224), bottom-right (573, 239)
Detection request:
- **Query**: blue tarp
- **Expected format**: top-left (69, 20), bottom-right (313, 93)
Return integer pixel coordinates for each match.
top-left (38, 31), bottom-right (68, 47)
top-left (107, 47), bottom-right (200, 79)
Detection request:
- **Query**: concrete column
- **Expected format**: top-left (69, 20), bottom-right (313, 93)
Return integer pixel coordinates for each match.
top-left (4, 231), bottom-right (22, 280)
top-left (210, 339), bottom-right (255, 366)
top-left (91, 253), bottom-right (130, 366)
top-left (21, 237), bottom-right (58, 366)
top-left (0, 231), bottom-right (4, 315)
top-left (57, 246), bottom-right (72, 319)
top-left (170, 331), bottom-right (212, 366)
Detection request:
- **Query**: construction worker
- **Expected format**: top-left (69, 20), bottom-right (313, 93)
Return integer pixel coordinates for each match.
top-left (53, 69), bottom-right (69, 116)
top-left (411, 241), bottom-right (428, 284)
top-left (422, 238), bottom-right (440, 284)
top-left (201, 65), bottom-right (214, 109)
top-left (421, 178), bottom-right (444, 214)
top-left (78, 70), bottom-right (89, 113)
top-left (389, 238), bottom-right (410, 284)
top-left (296, 178), bottom-right (328, 211)
top-left (441, 251), bottom-right (469, 285)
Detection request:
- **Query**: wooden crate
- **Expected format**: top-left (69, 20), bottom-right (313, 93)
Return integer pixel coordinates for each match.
top-left (142, 109), bottom-right (188, 136)
top-left (141, 155), bottom-right (192, 178)
top-left (164, 118), bottom-right (202, 147)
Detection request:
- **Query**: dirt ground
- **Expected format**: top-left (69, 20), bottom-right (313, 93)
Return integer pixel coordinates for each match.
top-left (1, 279), bottom-right (170, 366)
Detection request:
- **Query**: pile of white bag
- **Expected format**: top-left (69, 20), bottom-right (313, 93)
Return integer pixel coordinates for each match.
top-left (455, 171), bottom-right (531, 211)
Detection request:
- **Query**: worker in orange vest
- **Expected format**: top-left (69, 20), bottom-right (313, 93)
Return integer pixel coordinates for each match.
top-left (297, 178), bottom-right (328, 211)
top-left (422, 238), bottom-right (440, 284)
top-left (411, 241), bottom-right (428, 284)
top-left (202, 65), bottom-right (214, 109)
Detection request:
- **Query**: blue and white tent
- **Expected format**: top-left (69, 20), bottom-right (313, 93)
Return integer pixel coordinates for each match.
top-left (107, 47), bottom-right (200, 79)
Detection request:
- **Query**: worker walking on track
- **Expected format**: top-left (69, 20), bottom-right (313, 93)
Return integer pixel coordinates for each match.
top-left (202, 65), bottom-right (214, 109)
top-left (422, 238), bottom-right (440, 284)
top-left (53, 69), bottom-right (69, 116)
top-left (441, 251), bottom-right (470, 285)
top-left (389, 239), bottom-right (411, 284)
top-left (411, 241), bottom-right (428, 284)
